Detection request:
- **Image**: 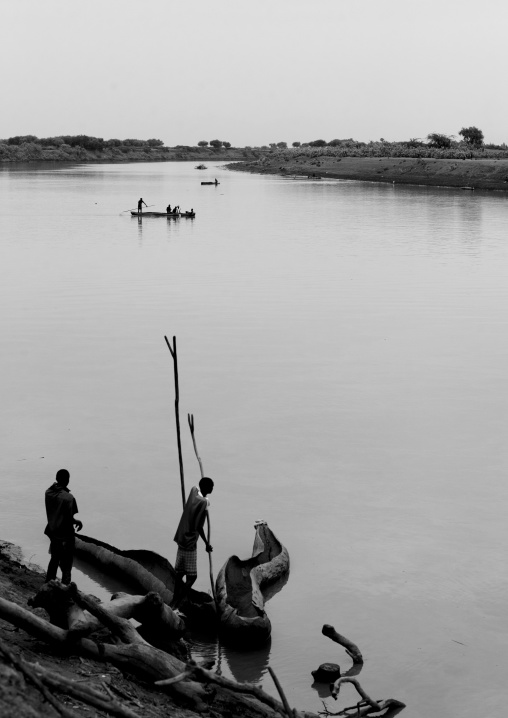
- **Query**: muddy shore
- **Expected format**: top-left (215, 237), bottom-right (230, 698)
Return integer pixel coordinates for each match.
top-left (227, 155), bottom-right (508, 191)
top-left (0, 541), bottom-right (321, 718)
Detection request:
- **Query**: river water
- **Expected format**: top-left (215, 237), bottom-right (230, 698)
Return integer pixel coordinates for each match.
top-left (1, 160), bottom-right (507, 717)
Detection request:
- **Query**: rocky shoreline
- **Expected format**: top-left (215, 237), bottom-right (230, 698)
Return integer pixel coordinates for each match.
top-left (227, 155), bottom-right (508, 191)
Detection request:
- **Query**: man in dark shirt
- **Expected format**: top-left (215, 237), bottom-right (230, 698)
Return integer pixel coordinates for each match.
top-left (137, 197), bottom-right (147, 214)
top-left (44, 469), bottom-right (83, 584)
top-left (172, 476), bottom-right (214, 607)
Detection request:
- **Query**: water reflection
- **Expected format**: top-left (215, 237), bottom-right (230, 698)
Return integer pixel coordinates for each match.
top-left (73, 556), bottom-right (135, 596)
top-left (220, 639), bottom-right (271, 684)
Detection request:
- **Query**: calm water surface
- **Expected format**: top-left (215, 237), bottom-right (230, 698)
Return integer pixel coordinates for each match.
top-left (1, 161), bottom-right (507, 718)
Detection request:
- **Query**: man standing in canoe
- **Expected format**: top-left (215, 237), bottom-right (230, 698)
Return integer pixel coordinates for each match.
top-left (137, 197), bottom-right (147, 214)
top-left (44, 469), bottom-right (83, 585)
top-left (172, 477), bottom-right (214, 606)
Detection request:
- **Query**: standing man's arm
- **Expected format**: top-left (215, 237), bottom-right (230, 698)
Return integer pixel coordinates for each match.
top-left (71, 496), bottom-right (82, 532)
top-left (198, 526), bottom-right (212, 552)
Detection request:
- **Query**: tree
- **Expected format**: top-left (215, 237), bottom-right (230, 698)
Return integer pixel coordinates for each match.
top-left (292, 141), bottom-right (300, 147)
top-left (7, 135), bottom-right (38, 145)
top-left (309, 139), bottom-right (327, 147)
top-left (223, 141), bottom-right (231, 148)
top-left (197, 140), bottom-right (208, 147)
top-left (427, 133), bottom-right (452, 149)
top-left (147, 138), bottom-right (164, 147)
top-left (209, 139), bottom-right (222, 148)
top-left (276, 141), bottom-right (287, 149)
top-left (458, 126), bottom-right (484, 147)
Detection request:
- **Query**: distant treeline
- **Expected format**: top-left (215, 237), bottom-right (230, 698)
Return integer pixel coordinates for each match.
top-left (0, 135), bottom-right (172, 162)
top-left (0, 135), bottom-right (261, 162)
top-left (264, 138), bottom-right (508, 161)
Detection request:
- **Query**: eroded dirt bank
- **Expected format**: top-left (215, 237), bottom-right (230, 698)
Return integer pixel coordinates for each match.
top-left (227, 156), bottom-right (508, 191)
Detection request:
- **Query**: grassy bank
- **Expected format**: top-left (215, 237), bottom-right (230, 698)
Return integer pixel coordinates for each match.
top-left (227, 154), bottom-right (508, 191)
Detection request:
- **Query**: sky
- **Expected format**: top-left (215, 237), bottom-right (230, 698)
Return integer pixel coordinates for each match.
top-left (1, 0), bottom-right (507, 147)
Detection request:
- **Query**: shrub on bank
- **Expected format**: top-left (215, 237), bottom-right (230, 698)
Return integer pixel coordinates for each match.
top-left (271, 141), bottom-right (508, 161)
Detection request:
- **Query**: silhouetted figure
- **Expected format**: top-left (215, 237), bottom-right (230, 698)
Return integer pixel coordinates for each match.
top-left (172, 477), bottom-right (214, 607)
top-left (214, 178), bottom-right (218, 185)
top-left (44, 469), bottom-right (83, 584)
top-left (138, 197), bottom-right (147, 214)
top-left (166, 204), bottom-right (172, 214)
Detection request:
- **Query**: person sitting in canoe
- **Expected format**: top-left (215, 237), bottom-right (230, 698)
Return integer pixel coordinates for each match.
top-left (214, 178), bottom-right (218, 185)
top-left (173, 205), bottom-right (179, 214)
top-left (137, 198), bottom-right (147, 214)
top-left (166, 204), bottom-right (171, 214)
top-left (172, 477), bottom-right (214, 608)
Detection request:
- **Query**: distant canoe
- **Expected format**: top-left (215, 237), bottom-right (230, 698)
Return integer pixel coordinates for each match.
top-left (131, 211), bottom-right (195, 218)
top-left (460, 186), bottom-right (475, 191)
top-left (215, 521), bottom-right (289, 646)
top-left (195, 164), bottom-right (207, 170)
top-left (201, 181), bottom-right (220, 185)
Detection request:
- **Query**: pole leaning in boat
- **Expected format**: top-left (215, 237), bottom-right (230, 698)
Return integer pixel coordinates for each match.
top-left (188, 413), bottom-right (216, 604)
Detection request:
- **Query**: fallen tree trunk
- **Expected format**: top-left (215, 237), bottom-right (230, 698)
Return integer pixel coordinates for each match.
top-left (0, 594), bottom-right (207, 710)
top-left (29, 582), bottom-right (185, 639)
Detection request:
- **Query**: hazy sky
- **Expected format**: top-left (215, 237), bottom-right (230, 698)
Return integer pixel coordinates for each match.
top-left (2, 0), bottom-right (506, 146)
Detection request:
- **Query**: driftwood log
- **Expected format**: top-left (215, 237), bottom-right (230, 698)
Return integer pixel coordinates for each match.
top-left (28, 581), bottom-right (188, 658)
top-left (1, 586), bottom-right (318, 718)
top-left (314, 625), bottom-right (405, 716)
top-left (322, 624), bottom-right (363, 665)
top-left (326, 675), bottom-right (406, 716)
top-left (1, 590), bottom-right (207, 710)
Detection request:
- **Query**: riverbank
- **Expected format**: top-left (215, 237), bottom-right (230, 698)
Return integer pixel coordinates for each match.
top-left (0, 145), bottom-right (264, 164)
top-left (0, 541), bottom-right (319, 718)
top-left (227, 155), bottom-right (508, 191)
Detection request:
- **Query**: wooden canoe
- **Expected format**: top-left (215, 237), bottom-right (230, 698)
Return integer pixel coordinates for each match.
top-left (74, 534), bottom-right (216, 629)
top-left (201, 181), bottom-right (219, 185)
top-left (215, 521), bottom-right (289, 647)
top-left (130, 211), bottom-right (195, 218)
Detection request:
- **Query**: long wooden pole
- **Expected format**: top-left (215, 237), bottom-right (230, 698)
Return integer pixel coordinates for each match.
top-left (188, 413), bottom-right (216, 603)
top-left (164, 335), bottom-right (186, 509)
top-left (121, 204), bottom-right (155, 213)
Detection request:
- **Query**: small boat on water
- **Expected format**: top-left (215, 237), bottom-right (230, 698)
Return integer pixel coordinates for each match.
top-left (131, 211), bottom-right (195, 218)
top-left (215, 521), bottom-right (289, 647)
top-left (460, 186), bottom-right (475, 191)
top-left (74, 534), bottom-right (215, 629)
top-left (195, 164), bottom-right (207, 170)
top-left (201, 181), bottom-right (220, 186)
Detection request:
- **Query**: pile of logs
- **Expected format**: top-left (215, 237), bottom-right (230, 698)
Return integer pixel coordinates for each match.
top-left (0, 580), bottom-right (405, 717)
top-left (0, 581), bottom-right (316, 717)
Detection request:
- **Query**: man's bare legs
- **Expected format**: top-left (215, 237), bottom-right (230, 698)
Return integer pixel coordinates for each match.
top-left (172, 572), bottom-right (197, 609)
